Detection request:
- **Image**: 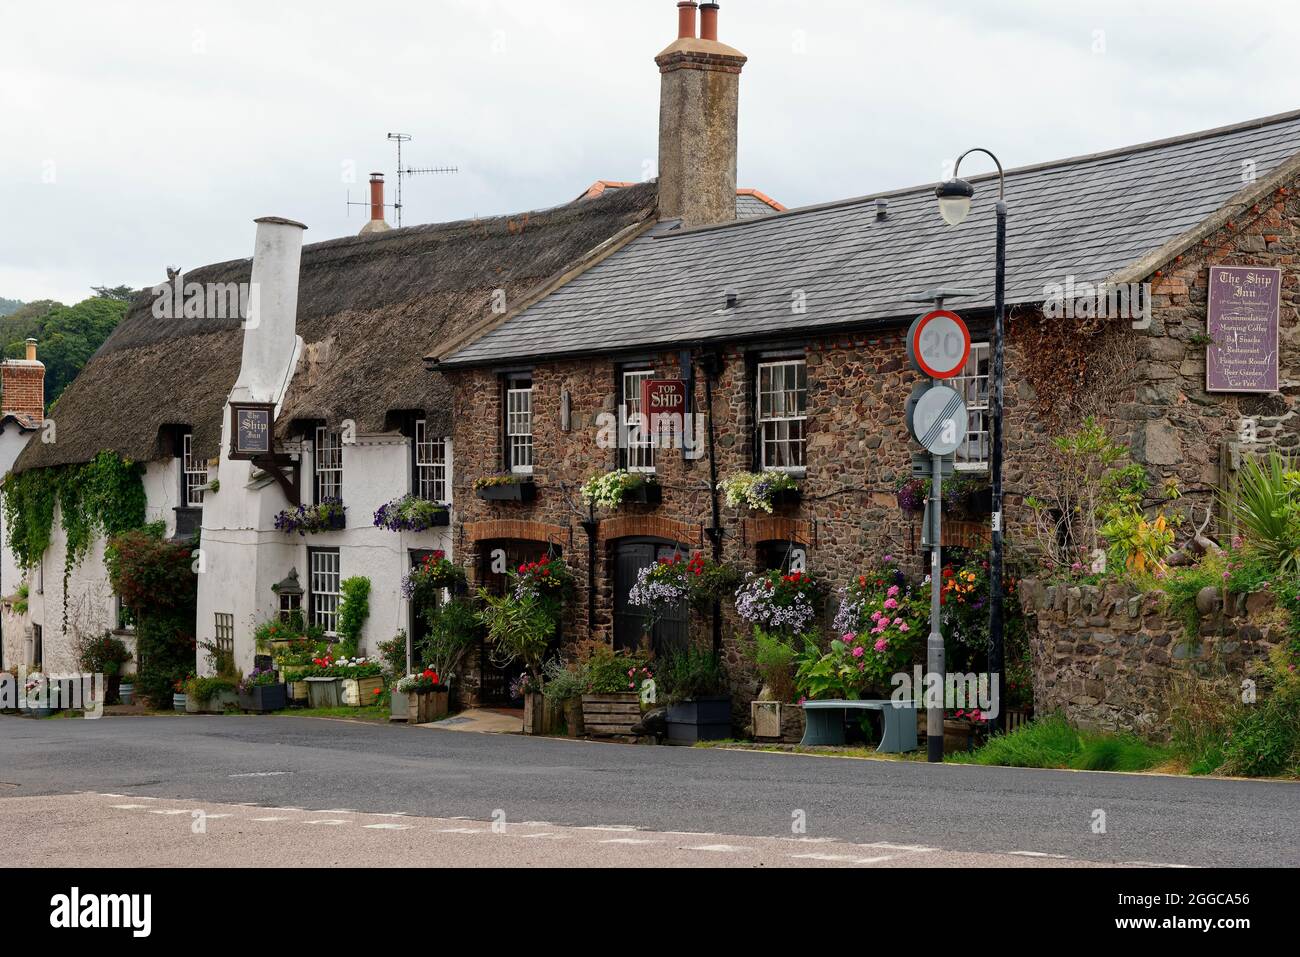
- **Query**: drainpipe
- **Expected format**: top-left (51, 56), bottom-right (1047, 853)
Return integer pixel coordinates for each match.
top-left (700, 350), bottom-right (724, 657)
top-left (580, 509), bottom-right (599, 636)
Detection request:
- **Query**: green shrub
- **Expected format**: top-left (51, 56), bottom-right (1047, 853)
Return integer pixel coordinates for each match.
top-left (952, 715), bottom-right (1169, 772)
top-left (336, 576), bottom-right (371, 658)
top-left (1225, 451), bottom-right (1300, 576)
top-left (657, 644), bottom-right (728, 704)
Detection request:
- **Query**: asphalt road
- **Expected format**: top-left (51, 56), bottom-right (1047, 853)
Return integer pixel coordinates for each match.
top-left (2, 714), bottom-right (1296, 866)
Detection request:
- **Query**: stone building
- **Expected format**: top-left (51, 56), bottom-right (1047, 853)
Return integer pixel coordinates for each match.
top-left (432, 5), bottom-right (1300, 704)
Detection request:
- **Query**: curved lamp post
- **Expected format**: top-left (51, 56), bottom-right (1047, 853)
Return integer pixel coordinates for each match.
top-left (935, 148), bottom-right (1007, 735)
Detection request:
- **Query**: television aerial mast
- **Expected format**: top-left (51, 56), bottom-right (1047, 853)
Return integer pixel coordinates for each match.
top-left (345, 133), bottom-right (459, 227)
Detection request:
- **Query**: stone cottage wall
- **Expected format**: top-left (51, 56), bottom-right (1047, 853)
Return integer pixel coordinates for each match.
top-left (1018, 578), bottom-right (1283, 735)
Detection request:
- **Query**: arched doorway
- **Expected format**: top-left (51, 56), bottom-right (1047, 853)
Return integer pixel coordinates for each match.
top-left (611, 537), bottom-right (689, 655)
top-left (476, 538), bottom-right (563, 706)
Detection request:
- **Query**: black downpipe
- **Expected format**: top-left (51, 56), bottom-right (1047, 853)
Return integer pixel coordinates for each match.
top-left (580, 512), bottom-right (598, 634)
top-left (701, 352), bottom-right (724, 657)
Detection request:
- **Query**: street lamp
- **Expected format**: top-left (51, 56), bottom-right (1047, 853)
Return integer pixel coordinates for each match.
top-left (935, 148), bottom-right (1007, 734)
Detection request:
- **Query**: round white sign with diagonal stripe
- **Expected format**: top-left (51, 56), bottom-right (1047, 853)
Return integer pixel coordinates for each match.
top-left (909, 384), bottom-right (967, 455)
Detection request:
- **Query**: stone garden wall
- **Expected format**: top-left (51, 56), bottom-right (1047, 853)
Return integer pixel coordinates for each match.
top-left (1018, 578), bottom-right (1285, 735)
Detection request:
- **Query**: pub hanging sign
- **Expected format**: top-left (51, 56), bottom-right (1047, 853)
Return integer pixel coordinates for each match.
top-left (229, 402), bottom-right (275, 459)
top-left (1206, 266), bottom-right (1281, 393)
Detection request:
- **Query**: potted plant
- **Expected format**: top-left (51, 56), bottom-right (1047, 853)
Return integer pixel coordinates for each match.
top-left (185, 675), bottom-right (239, 714)
top-left (396, 669), bottom-right (449, 723)
top-left (76, 632), bottom-right (133, 705)
top-left (628, 551), bottom-right (743, 627)
top-left (373, 494), bottom-right (450, 530)
top-left (513, 672), bottom-right (560, 735)
top-left (172, 676), bottom-right (190, 713)
top-left (273, 498), bottom-right (347, 535)
top-left (658, 645), bottom-right (731, 743)
top-left (580, 469), bottom-right (661, 510)
top-left (542, 657), bottom-right (587, 737)
top-left (747, 630), bottom-right (804, 743)
top-left (337, 658), bottom-right (384, 706)
top-left (237, 667), bottom-right (287, 712)
top-left (896, 477), bottom-right (929, 514)
top-left (473, 474), bottom-right (537, 502)
top-left (118, 681), bottom-right (135, 706)
top-left (718, 471), bottom-right (801, 513)
top-left (21, 672), bottom-right (58, 718)
top-left (413, 596), bottom-right (480, 710)
top-left (578, 644), bottom-right (654, 737)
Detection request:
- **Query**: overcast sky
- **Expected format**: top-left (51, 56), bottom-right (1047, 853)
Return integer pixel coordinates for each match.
top-left (1, 0), bottom-right (1295, 304)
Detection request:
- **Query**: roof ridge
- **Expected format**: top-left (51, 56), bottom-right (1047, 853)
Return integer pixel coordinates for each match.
top-left (665, 107), bottom-right (1300, 239)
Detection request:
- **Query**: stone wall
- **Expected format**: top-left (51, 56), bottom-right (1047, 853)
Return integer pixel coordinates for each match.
top-left (1018, 578), bottom-right (1284, 735)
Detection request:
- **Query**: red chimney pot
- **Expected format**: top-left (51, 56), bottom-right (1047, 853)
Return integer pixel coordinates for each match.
top-left (699, 2), bottom-right (719, 41)
top-left (676, 2), bottom-right (698, 39)
top-left (369, 173), bottom-right (384, 221)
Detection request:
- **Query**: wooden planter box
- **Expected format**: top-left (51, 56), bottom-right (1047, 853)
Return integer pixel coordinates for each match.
top-left (475, 480), bottom-right (536, 502)
top-left (406, 688), bottom-right (449, 723)
top-left (238, 684), bottom-right (288, 713)
top-left (188, 689), bottom-right (238, 714)
top-left (341, 675), bottom-right (385, 706)
top-left (751, 700), bottom-right (806, 743)
top-left (666, 696), bottom-right (732, 743)
top-left (305, 677), bottom-right (342, 709)
top-left (562, 697), bottom-right (585, 737)
top-left (390, 689), bottom-right (409, 722)
top-left (943, 718), bottom-right (982, 754)
top-left (581, 693), bottom-right (641, 737)
top-left (523, 692), bottom-right (562, 735)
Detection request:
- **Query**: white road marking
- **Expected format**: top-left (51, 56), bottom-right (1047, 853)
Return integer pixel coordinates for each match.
top-left (313, 808), bottom-right (356, 813)
top-left (600, 838), bottom-right (661, 845)
top-left (683, 844), bottom-right (748, 853)
top-left (576, 825), bottom-right (641, 832)
top-left (98, 793), bottom-right (128, 798)
top-left (516, 832), bottom-right (566, 840)
top-left (1121, 861), bottom-right (1191, 868)
top-left (858, 841), bottom-right (936, 853)
top-left (1008, 850), bottom-right (1069, 859)
top-left (372, 812), bottom-right (410, 818)
top-left (781, 836), bottom-right (838, 843)
top-left (438, 827), bottom-right (485, 834)
top-left (203, 814), bottom-right (233, 819)
top-left (229, 771), bottom-right (293, 778)
top-left (363, 823), bottom-right (414, 830)
top-left (251, 817), bottom-right (289, 822)
top-left (304, 819), bottom-right (350, 826)
top-left (148, 809), bottom-right (192, 816)
top-left (791, 853), bottom-right (895, 865)
top-left (521, 821), bottom-right (552, 826)
top-left (109, 804), bottom-right (152, 810)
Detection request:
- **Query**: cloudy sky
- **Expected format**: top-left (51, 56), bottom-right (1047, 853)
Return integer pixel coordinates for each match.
top-left (1, 0), bottom-right (1295, 304)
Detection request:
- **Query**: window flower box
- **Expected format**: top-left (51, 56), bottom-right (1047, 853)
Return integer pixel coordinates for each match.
top-left (274, 498), bottom-right (347, 535)
top-left (373, 494), bottom-right (450, 532)
top-left (580, 470), bottom-right (660, 510)
top-left (719, 471), bottom-right (800, 513)
top-left (474, 476), bottom-right (536, 502)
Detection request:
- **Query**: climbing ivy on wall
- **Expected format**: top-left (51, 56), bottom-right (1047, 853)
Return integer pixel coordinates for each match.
top-left (1, 451), bottom-right (147, 628)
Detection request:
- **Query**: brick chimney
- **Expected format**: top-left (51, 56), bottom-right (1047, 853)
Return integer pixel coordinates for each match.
top-left (656, 1), bottom-right (746, 227)
top-left (359, 172), bottom-right (391, 235)
top-left (1, 338), bottom-right (45, 423)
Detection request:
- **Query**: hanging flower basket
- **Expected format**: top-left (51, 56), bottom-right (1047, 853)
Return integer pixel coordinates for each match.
top-left (718, 472), bottom-right (800, 513)
top-left (580, 470), bottom-right (661, 509)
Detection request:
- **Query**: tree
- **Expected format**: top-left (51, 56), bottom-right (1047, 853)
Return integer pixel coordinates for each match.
top-left (1, 295), bottom-right (127, 407)
top-left (90, 285), bottom-right (136, 303)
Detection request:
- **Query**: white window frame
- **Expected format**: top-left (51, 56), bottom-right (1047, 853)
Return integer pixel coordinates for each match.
top-left (622, 369), bottom-right (655, 473)
top-left (757, 359), bottom-right (808, 472)
top-left (314, 426), bottom-right (343, 503)
top-left (415, 419), bottom-right (448, 502)
top-left (182, 433), bottom-right (207, 507)
top-left (506, 380), bottom-right (533, 474)
top-left (309, 549), bottom-right (341, 637)
top-left (952, 342), bottom-right (991, 471)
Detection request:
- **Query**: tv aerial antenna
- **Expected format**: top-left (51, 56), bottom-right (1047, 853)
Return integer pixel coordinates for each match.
top-left (345, 133), bottom-right (458, 227)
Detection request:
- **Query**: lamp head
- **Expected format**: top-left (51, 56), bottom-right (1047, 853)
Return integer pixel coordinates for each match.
top-left (935, 178), bottom-right (975, 226)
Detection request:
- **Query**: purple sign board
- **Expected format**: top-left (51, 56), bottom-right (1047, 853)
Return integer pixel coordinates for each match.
top-left (1206, 266), bottom-right (1281, 393)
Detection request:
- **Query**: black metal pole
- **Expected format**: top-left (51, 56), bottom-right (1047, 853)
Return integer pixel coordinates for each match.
top-left (988, 200), bottom-right (1007, 734)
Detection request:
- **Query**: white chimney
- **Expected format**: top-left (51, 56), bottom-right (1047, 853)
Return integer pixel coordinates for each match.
top-left (234, 216), bottom-right (307, 404)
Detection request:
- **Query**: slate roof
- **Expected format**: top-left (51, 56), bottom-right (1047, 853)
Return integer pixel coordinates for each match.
top-left (440, 109), bottom-right (1300, 368)
top-left (577, 180), bottom-right (783, 219)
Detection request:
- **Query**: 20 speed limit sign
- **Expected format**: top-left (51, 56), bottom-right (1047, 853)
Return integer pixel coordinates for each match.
top-left (906, 309), bottom-right (971, 379)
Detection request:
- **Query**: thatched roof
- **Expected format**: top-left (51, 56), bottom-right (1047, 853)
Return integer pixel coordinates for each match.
top-left (15, 181), bottom-right (657, 473)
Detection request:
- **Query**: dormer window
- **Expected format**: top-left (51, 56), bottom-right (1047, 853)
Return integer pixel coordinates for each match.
top-left (314, 426), bottom-right (343, 502)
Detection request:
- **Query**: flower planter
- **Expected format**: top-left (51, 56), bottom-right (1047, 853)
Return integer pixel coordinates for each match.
top-left (390, 689), bottom-right (409, 722)
top-left (666, 695), bottom-right (732, 743)
top-left (751, 700), bottom-right (805, 743)
top-left (238, 684), bottom-right (288, 713)
top-left (287, 680), bottom-right (309, 706)
top-left (475, 480), bottom-right (536, 502)
top-left (305, 676), bottom-right (342, 709)
top-left (625, 482), bottom-right (662, 506)
top-left (562, 697), bottom-right (585, 737)
top-left (202, 690), bottom-right (239, 714)
top-left (118, 683), bottom-right (135, 706)
top-left (523, 692), bottom-right (561, 735)
top-left (341, 675), bottom-right (384, 706)
top-left (943, 718), bottom-right (982, 754)
top-left (172, 693), bottom-right (188, 712)
top-left (581, 693), bottom-right (641, 737)
top-left (769, 487), bottom-right (802, 508)
top-left (22, 704), bottom-right (56, 718)
top-left (407, 689), bottom-right (449, 723)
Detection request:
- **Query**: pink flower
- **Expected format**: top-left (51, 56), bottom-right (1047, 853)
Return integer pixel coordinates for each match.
top-left (898, 623), bottom-right (909, 633)
top-left (874, 638), bottom-right (888, 652)
top-left (870, 611), bottom-right (883, 622)
top-left (893, 617), bottom-right (903, 626)
top-left (852, 646), bottom-right (864, 658)
top-left (842, 633), bottom-right (856, 642)
top-left (884, 598), bottom-right (898, 610)
top-left (887, 585), bottom-right (900, 597)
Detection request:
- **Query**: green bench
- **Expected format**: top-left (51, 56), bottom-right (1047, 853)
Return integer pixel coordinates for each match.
top-left (800, 699), bottom-right (919, 753)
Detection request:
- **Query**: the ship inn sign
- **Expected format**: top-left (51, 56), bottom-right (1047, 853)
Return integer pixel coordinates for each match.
top-left (1206, 265), bottom-right (1281, 393)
